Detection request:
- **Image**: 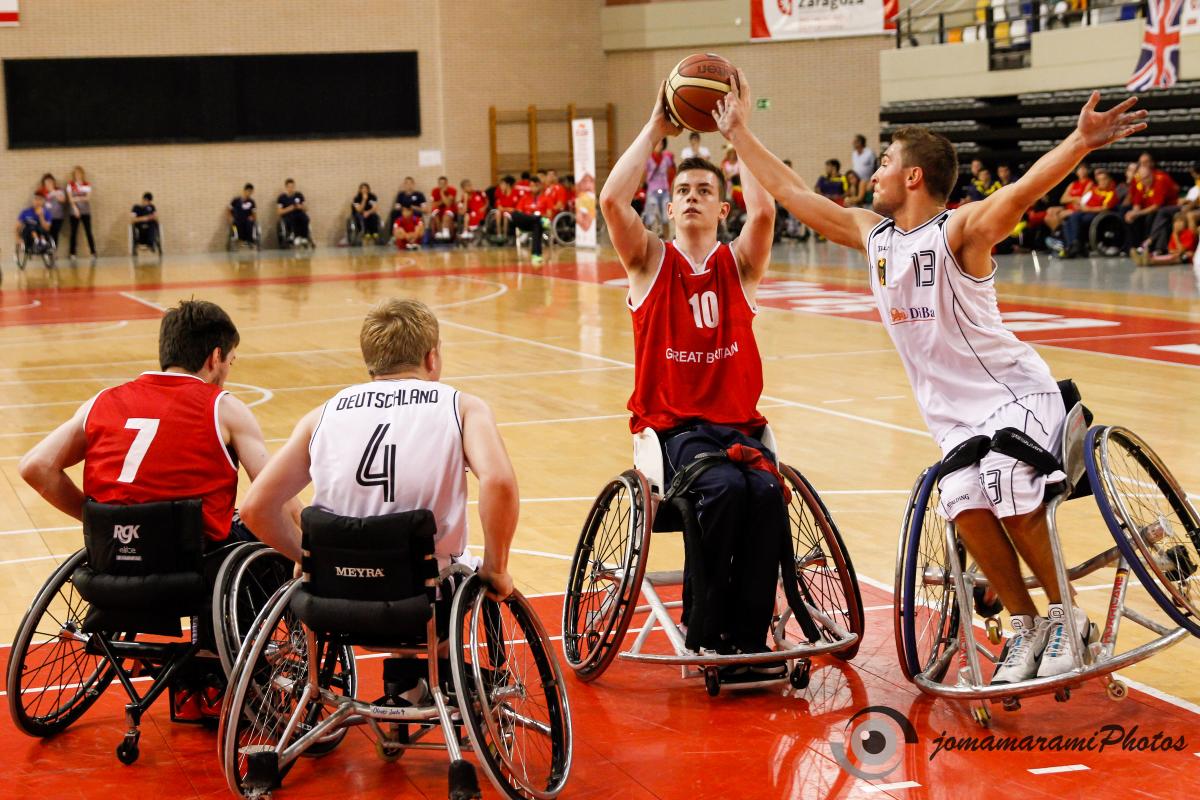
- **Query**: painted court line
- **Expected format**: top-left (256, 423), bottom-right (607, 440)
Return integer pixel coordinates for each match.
top-left (862, 781), bottom-right (921, 793)
top-left (1028, 764), bottom-right (1089, 775)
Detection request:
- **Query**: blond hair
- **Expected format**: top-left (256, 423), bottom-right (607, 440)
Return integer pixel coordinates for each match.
top-left (360, 298), bottom-right (439, 376)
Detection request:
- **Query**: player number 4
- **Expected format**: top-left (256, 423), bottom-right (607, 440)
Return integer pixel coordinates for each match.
top-left (687, 291), bottom-right (719, 329)
top-left (118, 418), bottom-right (160, 483)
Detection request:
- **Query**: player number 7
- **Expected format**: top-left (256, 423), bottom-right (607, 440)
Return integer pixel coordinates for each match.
top-left (118, 418), bottom-right (160, 483)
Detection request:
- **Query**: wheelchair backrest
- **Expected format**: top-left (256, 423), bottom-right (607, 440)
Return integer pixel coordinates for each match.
top-left (82, 498), bottom-right (204, 577)
top-left (300, 506), bottom-right (438, 603)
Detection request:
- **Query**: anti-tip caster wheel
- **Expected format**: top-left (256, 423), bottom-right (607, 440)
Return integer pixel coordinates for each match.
top-left (985, 617), bottom-right (1003, 645)
top-left (1001, 696), bottom-right (1021, 712)
top-left (116, 732), bottom-right (140, 765)
top-left (1054, 687), bottom-right (1071, 703)
top-left (704, 666), bottom-right (720, 697)
top-left (1106, 679), bottom-right (1128, 701)
top-left (789, 661), bottom-right (811, 691)
top-left (375, 738), bottom-right (403, 762)
top-left (972, 704), bottom-right (991, 728)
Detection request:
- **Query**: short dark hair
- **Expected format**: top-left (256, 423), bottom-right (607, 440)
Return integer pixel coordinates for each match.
top-left (854, 134), bottom-right (866, 146)
top-left (404, 175), bottom-right (415, 181)
top-left (142, 191), bottom-right (153, 201)
top-left (438, 175), bottom-right (447, 182)
top-left (159, 300), bottom-right (240, 372)
top-left (890, 126), bottom-right (958, 203)
top-left (520, 171), bottom-right (530, 180)
top-left (826, 159), bottom-right (841, 171)
top-left (285, 178), bottom-right (295, 184)
top-left (674, 157), bottom-right (725, 197)
top-left (689, 132), bottom-right (700, 141)
top-left (501, 175), bottom-right (515, 186)
top-left (243, 183), bottom-right (254, 191)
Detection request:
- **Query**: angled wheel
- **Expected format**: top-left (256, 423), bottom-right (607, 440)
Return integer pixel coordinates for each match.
top-left (1087, 426), bottom-right (1200, 636)
top-left (452, 575), bottom-right (572, 800)
top-left (42, 238), bottom-right (56, 269)
top-left (213, 543), bottom-right (294, 677)
top-left (780, 465), bottom-right (864, 660)
top-left (561, 470), bottom-right (651, 681)
top-left (6, 550), bottom-right (127, 736)
top-left (551, 211), bottom-right (575, 246)
top-left (15, 241), bottom-right (28, 270)
top-left (154, 227), bottom-right (164, 257)
top-left (895, 464), bottom-right (961, 683)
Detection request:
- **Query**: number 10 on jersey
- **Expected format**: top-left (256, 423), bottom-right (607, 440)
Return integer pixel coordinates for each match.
top-left (687, 291), bottom-right (719, 329)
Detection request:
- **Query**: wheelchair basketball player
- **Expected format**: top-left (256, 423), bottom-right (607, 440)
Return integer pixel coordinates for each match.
top-left (599, 84), bottom-right (793, 681)
top-left (715, 71), bottom-right (1147, 684)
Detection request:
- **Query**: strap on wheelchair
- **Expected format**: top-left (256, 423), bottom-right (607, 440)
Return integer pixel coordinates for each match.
top-left (663, 446), bottom-right (791, 505)
top-left (935, 435), bottom-right (991, 484)
top-left (989, 427), bottom-right (1063, 476)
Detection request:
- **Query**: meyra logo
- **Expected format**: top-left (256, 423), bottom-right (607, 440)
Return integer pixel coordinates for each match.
top-left (889, 306), bottom-right (936, 324)
top-left (113, 524), bottom-right (140, 544)
top-left (335, 566), bottom-right (385, 579)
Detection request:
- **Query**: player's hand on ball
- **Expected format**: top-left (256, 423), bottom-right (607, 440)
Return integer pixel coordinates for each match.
top-left (713, 68), bottom-right (751, 138)
top-left (1076, 91), bottom-right (1147, 150)
top-left (650, 81), bottom-right (683, 139)
top-left (481, 563), bottom-right (514, 601)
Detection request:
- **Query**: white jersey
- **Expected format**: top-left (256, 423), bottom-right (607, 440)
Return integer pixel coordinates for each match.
top-left (865, 210), bottom-right (1058, 446)
top-left (309, 379), bottom-right (468, 563)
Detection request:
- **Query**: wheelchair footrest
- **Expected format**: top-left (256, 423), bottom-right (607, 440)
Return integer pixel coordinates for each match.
top-left (448, 759), bottom-right (481, 800)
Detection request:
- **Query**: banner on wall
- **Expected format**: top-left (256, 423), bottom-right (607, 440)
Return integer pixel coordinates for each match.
top-left (572, 118), bottom-right (597, 249)
top-left (0, 1), bottom-right (18, 27)
top-left (749, 0), bottom-right (896, 41)
top-left (1184, 0), bottom-right (1200, 33)
top-left (1126, 0), bottom-right (1182, 91)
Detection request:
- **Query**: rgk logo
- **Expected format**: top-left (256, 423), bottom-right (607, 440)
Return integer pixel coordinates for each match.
top-left (113, 524), bottom-right (140, 544)
top-left (334, 566), bottom-right (385, 579)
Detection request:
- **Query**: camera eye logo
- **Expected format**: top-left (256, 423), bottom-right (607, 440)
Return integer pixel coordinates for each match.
top-left (830, 705), bottom-right (919, 780)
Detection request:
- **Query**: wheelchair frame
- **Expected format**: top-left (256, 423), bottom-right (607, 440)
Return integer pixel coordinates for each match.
top-left (895, 403), bottom-right (1200, 726)
top-left (228, 220), bottom-right (262, 252)
top-left (219, 565), bottom-right (572, 800)
top-left (276, 216), bottom-right (313, 250)
top-left (563, 427), bottom-right (864, 696)
top-left (15, 232), bottom-right (56, 270)
top-left (129, 221), bottom-right (163, 258)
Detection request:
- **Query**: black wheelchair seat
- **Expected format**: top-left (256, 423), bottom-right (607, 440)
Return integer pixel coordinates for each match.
top-left (292, 506), bottom-right (441, 648)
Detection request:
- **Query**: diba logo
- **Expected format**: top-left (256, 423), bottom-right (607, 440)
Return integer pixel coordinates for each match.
top-left (334, 566), bottom-right (385, 578)
top-left (113, 524), bottom-right (140, 544)
top-left (830, 705), bottom-right (920, 780)
top-left (890, 307), bottom-right (908, 323)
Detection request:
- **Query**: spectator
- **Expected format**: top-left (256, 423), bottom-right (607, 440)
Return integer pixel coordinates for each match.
top-left (1045, 163), bottom-right (1093, 236)
top-left (1132, 213), bottom-right (1196, 266)
top-left (997, 164), bottom-right (1016, 187)
top-left (66, 166), bottom-right (96, 261)
top-left (352, 182), bottom-right (381, 242)
top-left (276, 178), bottom-right (311, 244)
top-left (1126, 153), bottom-right (1179, 255)
top-left (15, 194), bottom-right (52, 252)
top-left (493, 175), bottom-right (518, 240)
top-left (388, 176), bottom-right (427, 237)
top-left (538, 169), bottom-right (567, 224)
top-left (1115, 162), bottom-right (1137, 207)
top-left (131, 191), bottom-right (158, 246)
top-left (391, 205), bottom-right (424, 251)
top-left (642, 138), bottom-right (675, 236)
top-left (720, 147), bottom-right (740, 200)
top-left (561, 174), bottom-right (577, 212)
top-left (1181, 163), bottom-right (1200, 230)
top-left (36, 173), bottom-right (66, 247)
top-left (458, 178), bottom-right (489, 240)
top-left (510, 174), bottom-right (548, 265)
top-left (430, 176), bottom-right (457, 241)
top-left (680, 132), bottom-right (711, 161)
top-left (1144, 160), bottom-right (1194, 257)
top-left (515, 171), bottom-right (533, 202)
top-left (228, 183), bottom-right (257, 243)
top-left (1057, 168), bottom-right (1119, 257)
top-left (815, 159), bottom-right (848, 206)
top-left (967, 167), bottom-right (1002, 201)
top-left (851, 134), bottom-right (878, 183)
top-left (844, 170), bottom-right (869, 207)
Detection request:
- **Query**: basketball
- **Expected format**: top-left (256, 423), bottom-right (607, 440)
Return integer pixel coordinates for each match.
top-left (664, 53), bottom-right (735, 133)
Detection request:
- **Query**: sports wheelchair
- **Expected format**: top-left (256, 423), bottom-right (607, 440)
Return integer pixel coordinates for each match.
top-left (130, 220), bottom-right (163, 258)
top-left (229, 221), bottom-right (262, 252)
top-left (562, 426), bottom-right (864, 696)
top-left (15, 230), bottom-right (56, 270)
top-left (5, 500), bottom-right (288, 763)
top-left (895, 380), bottom-right (1200, 726)
top-left (276, 216), bottom-right (313, 251)
top-left (1088, 210), bottom-right (1126, 256)
top-left (218, 507), bottom-right (572, 800)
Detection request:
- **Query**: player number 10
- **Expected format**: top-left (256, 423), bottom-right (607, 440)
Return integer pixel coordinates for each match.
top-left (687, 291), bottom-right (719, 329)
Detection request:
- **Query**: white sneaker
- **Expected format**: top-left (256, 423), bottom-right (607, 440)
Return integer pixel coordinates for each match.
top-left (1037, 603), bottom-right (1092, 678)
top-left (990, 614), bottom-right (1049, 685)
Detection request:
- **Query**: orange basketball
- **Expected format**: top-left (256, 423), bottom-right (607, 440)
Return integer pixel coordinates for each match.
top-left (664, 53), bottom-right (735, 134)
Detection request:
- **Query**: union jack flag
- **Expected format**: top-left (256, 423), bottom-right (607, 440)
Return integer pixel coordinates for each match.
top-left (1127, 0), bottom-right (1184, 91)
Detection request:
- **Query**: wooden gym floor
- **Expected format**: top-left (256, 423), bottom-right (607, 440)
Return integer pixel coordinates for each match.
top-left (0, 240), bottom-right (1198, 798)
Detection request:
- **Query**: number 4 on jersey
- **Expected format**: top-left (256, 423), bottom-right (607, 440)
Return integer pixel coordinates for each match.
top-left (357, 423), bottom-right (397, 502)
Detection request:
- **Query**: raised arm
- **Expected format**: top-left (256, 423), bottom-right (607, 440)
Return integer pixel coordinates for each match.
top-left (459, 393), bottom-right (519, 600)
top-left (599, 83), bottom-right (679, 291)
top-left (730, 153), bottom-right (775, 291)
top-left (716, 70), bottom-right (881, 252)
top-left (951, 91), bottom-right (1146, 274)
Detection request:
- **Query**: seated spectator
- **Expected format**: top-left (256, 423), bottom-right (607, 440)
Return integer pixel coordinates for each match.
top-left (458, 179), bottom-right (489, 240)
top-left (352, 182), bottom-right (381, 242)
top-left (1126, 153), bottom-right (1179, 255)
top-left (388, 176), bottom-right (427, 236)
top-left (537, 169), bottom-right (567, 223)
top-left (681, 132), bottom-right (711, 161)
top-left (815, 159), bottom-right (848, 206)
top-left (996, 163), bottom-right (1016, 187)
top-left (131, 192), bottom-right (158, 245)
top-left (1144, 160), bottom-right (1195, 257)
top-left (510, 174), bottom-right (548, 265)
top-left (967, 167), bottom-right (1002, 202)
top-left (430, 176), bottom-right (457, 241)
top-left (1181, 163), bottom-right (1200, 230)
top-left (15, 194), bottom-right (52, 251)
top-left (1115, 162), bottom-right (1137, 207)
top-left (1057, 168), bottom-right (1119, 258)
top-left (36, 173), bottom-right (67, 247)
top-left (1132, 213), bottom-right (1196, 266)
top-left (277, 179), bottom-right (311, 243)
top-left (720, 147), bottom-right (739, 201)
top-left (392, 205), bottom-right (424, 251)
top-left (1045, 163), bottom-right (1094, 235)
top-left (493, 175), bottom-right (518, 239)
top-left (228, 183), bottom-right (257, 243)
top-left (844, 171), bottom-right (869, 207)
top-left (561, 174), bottom-right (576, 212)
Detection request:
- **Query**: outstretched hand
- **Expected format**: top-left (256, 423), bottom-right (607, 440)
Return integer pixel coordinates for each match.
top-left (648, 81), bottom-right (683, 139)
top-left (713, 68), bottom-right (752, 139)
top-left (1076, 91), bottom-right (1148, 150)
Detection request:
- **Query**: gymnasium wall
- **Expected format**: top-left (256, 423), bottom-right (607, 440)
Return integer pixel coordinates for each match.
top-left (0, 1), bottom-right (608, 255)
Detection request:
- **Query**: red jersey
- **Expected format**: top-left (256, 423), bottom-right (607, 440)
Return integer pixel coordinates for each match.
top-left (393, 214), bottom-right (421, 233)
top-left (514, 179), bottom-right (531, 199)
top-left (495, 188), bottom-right (517, 210)
top-left (431, 186), bottom-right (457, 209)
top-left (627, 242), bottom-right (766, 435)
top-left (1172, 228), bottom-right (1197, 255)
top-left (537, 184), bottom-right (566, 217)
top-left (84, 372), bottom-right (237, 542)
top-left (1064, 179), bottom-right (1093, 209)
top-left (463, 190), bottom-right (488, 226)
top-left (1131, 170), bottom-right (1180, 208)
top-left (516, 191), bottom-right (537, 214)
top-left (1081, 185), bottom-right (1118, 210)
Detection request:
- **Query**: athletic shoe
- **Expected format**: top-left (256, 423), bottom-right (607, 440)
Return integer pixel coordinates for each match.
top-left (540, 216), bottom-right (551, 230)
top-left (531, 254), bottom-right (544, 265)
top-left (406, 243), bottom-right (421, 251)
top-left (990, 614), bottom-right (1049, 685)
top-left (1037, 603), bottom-right (1092, 678)
top-left (1130, 248), bottom-right (1150, 267)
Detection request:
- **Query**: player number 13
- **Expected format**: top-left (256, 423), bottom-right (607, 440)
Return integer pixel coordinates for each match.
top-left (687, 291), bottom-right (719, 329)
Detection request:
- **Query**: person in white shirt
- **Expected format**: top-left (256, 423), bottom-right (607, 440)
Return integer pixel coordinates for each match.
top-left (850, 134), bottom-right (878, 183)
top-left (680, 132), bottom-right (711, 161)
top-left (241, 298), bottom-right (518, 601)
top-left (715, 70), bottom-right (1146, 685)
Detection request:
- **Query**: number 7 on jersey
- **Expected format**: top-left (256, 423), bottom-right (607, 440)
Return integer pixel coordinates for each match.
top-left (118, 418), bottom-right (160, 483)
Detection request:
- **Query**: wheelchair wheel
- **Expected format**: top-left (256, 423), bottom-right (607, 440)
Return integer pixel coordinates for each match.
top-left (452, 575), bottom-right (572, 800)
top-left (780, 465), bottom-right (865, 660)
top-left (6, 550), bottom-right (126, 736)
top-left (561, 469), bottom-right (651, 681)
top-left (346, 216), bottom-right (363, 247)
top-left (213, 543), bottom-right (294, 677)
top-left (42, 238), bottom-right (56, 269)
top-left (276, 219), bottom-right (291, 249)
top-left (1089, 211), bottom-right (1124, 255)
top-left (895, 465), bottom-right (961, 682)
top-left (551, 211), bottom-right (575, 246)
top-left (14, 241), bottom-right (28, 270)
top-left (219, 582), bottom-right (357, 798)
top-left (153, 226), bottom-right (163, 257)
top-left (1087, 426), bottom-right (1200, 637)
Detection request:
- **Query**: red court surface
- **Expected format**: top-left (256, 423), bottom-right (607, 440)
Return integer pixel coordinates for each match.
top-left (4, 587), bottom-right (1200, 800)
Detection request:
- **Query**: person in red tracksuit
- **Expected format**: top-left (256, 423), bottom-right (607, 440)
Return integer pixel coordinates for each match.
top-left (599, 82), bottom-right (782, 681)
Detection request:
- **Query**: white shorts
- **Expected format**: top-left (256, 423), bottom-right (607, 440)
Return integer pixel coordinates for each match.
top-left (936, 392), bottom-right (1067, 521)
